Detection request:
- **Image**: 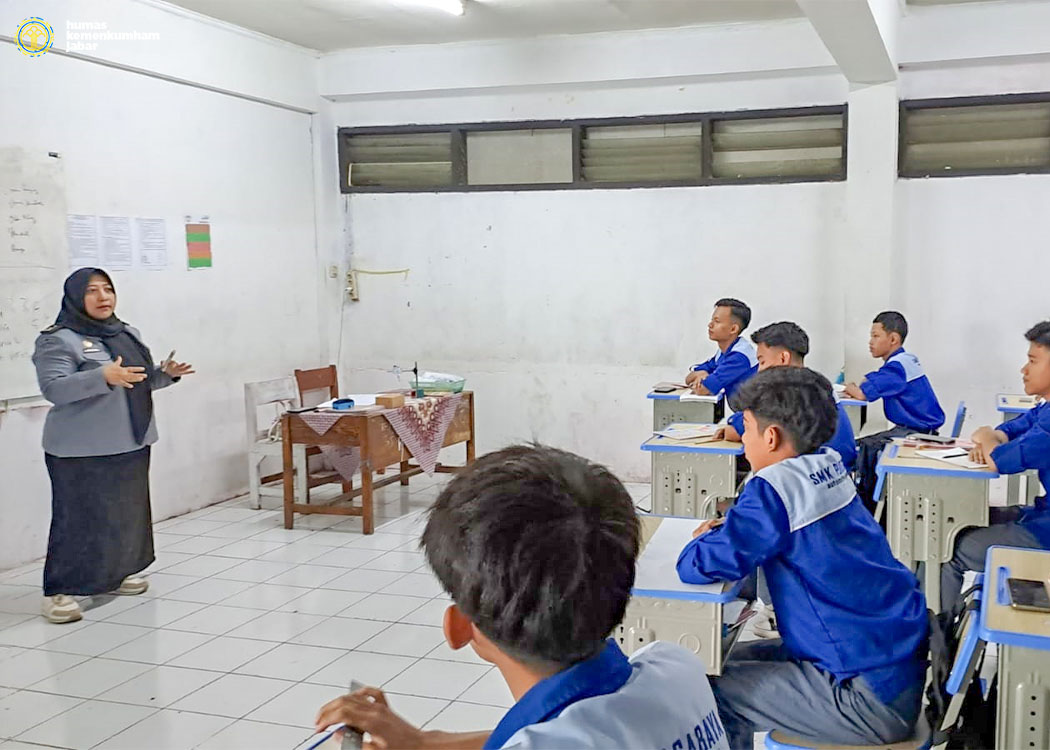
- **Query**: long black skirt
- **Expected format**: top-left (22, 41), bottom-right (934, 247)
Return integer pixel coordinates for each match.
top-left (43, 446), bottom-right (155, 596)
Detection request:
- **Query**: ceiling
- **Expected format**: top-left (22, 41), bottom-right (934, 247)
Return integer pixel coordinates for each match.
top-left (164, 0), bottom-right (806, 52)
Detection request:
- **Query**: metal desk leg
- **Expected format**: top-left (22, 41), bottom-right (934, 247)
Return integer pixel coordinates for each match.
top-left (997, 644), bottom-right (1050, 750)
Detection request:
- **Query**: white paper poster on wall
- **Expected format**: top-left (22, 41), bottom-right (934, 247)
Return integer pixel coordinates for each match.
top-left (99, 215), bottom-right (132, 271)
top-left (134, 217), bottom-right (167, 270)
top-left (67, 214), bottom-right (100, 268)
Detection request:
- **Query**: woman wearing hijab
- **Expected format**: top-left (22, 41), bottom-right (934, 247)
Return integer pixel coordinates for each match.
top-left (32, 268), bottom-right (194, 623)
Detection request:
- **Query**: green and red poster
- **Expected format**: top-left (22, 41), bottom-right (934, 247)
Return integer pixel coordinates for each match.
top-left (185, 220), bottom-right (212, 269)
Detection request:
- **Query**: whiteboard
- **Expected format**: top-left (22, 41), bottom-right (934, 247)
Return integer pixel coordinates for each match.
top-left (0, 147), bottom-right (67, 400)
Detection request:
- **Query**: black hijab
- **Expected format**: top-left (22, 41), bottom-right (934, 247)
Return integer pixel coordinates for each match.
top-left (55, 268), bottom-right (154, 444)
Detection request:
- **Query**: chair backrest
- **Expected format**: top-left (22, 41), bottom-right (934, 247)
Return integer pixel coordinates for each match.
top-left (244, 377), bottom-right (299, 444)
top-left (951, 401), bottom-right (967, 439)
top-left (294, 365), bottom-right (339, 407)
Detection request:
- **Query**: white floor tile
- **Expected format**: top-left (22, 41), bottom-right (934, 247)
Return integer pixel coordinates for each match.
top-left (225, 611), bottom-right (327, 642)
top-left (160, 519), bottom-right (233, 536)
top-left (337, 593), bottom-right (429, 623)
top-left (151, 532), bottom-right (191, 550)
top-left (364, 551), bottom-right (427, 573)
top-left (39, 622), bottom-right (152, 657)
top-left (398, 597), bottom-right (451, 627)
top-left (234, 642), bottom-right (345, 682)
top-left (96, 665), bottom-right (223, 708)
top-left (265, 565), bottom-right (348, 589)
top-left (379, 572), bottom-right (445, 598)
top-left (102, 599), bottom-right (205, 628)
top-left (324, 569), bottom-right (405, 594)
top-left (140, 572), bottom-right (200, 599)
top-left (164, 605), bottom-right (265, 636)
top-left (199, 520), bottom-right (281, 541)
top-left (162, 578), bottom-right (256, 605)
top-left (213, 560), bottom-right (295, 584)
top-left (248, 527), bottom-right (317, 544)
top-left (94, 708), bottom-right (233, 750)
top-left (167, 636), bottom-right (277, 673)
top-left (146, 551), bottom-right (198, 573)
top-left (223, 583), bottom-right (313, 611)
top-left (0, 614), bottom-right (33, 633)
top-left (0, 617), bottom-right (83, 649)
top-left (378, 693), bottom-right (449, 727)
top-left (357, 623), bottom-right (446, 658)
top-left (0, 649), bottom-right (88, 689)
top-left (244, 681), bottom-right (338, 728)
top-left (29, 656), bottom-right (152, 699)
top-left (293, 617), bottom-right (388, 651)
top-left (424, 701), bottom-right (506, 733)
top-left (203, 508), bottom-right (272, 524)
top-left (164, 536), bottom-right (230, 556)
top-left (344, 533), bottom-right (417, 552)
top-left (305, 649), bottom-right (417, 689)
top-left (382, 659), bottom-right (490, 701)
top-left (170, 673), bottom-right (293, 719)
top-left (15, 697), bottom-right (155, 749)
top-left (294, 530), bottom-right (362, 548)
top-left (455, 667), bottom-right (515, 708)
top-left (104, 628), bottom-right (215, 665)
top-left (0, 645), bottom-right (27, 664)
top-left (278, 589), bottom-right (367, 617)
top-left (0, 690), bottom-right (81, 739)
top-left (425, 639), bottom-right (491, 665)
top-left (194, 719), bottom-right (308, 750)
top-left (256, 544), bottom-right (330, 565)
top-left (305, 547), bottom-right (385, 569)
top-left (209, 539), bottom-right (288, 560)
top-left (161, 555), bottom-right (242, 578)
top-left (293, 515), bottom-right (347, 531)
top-left (0, 592), bottom-right (39, 617)
top-left (80, 594), bottom-right (147, 620)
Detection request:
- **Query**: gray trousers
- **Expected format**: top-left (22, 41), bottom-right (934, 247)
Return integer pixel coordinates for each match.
top-left (710, 640), bottom-right (922, 750)
top-left (939, 505), bottom-right (1043, 612)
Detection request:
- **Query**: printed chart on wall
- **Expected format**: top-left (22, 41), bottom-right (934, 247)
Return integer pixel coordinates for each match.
top-left (185, 216), bottom-right (212, 269)
top-left (0, 147), bottom-right (68, 400)
top-left (68, 215), bottom-right (169, 270)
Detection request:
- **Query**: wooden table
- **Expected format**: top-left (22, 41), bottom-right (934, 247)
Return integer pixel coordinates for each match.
top-left (281, 392), bottom-right (475, 533)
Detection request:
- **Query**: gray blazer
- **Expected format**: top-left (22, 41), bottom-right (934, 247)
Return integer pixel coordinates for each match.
top-left (32, 326), bottom-right (177, 458)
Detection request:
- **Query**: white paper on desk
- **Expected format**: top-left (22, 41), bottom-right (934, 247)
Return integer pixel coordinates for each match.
top-left (679, 392), bottom-right (720, 402)
top-left (634, 517), bottom-right (725, 596)
top-left (922, 448), bottom-right (987, 469)
top-left (654, 424), bottom-right (718, 440)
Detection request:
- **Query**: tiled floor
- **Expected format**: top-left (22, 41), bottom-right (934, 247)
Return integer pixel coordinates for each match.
top-left (0, 476), bottom-right (652, 749)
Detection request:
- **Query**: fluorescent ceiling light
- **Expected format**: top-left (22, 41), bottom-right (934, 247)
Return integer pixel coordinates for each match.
top-left (397, 0), bottom-right (465, 16)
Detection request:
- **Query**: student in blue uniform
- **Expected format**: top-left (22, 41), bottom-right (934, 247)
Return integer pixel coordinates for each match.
top-left (939, 321), bottom-right (1050, 612)
top-left (844, 311), bottom-right (945, 510)
top-left (721, 321), bottom-right (856, 472)
top-left (315, 445), bottom-right (728, 750)
top-left (678, 367), bottom-right (927, 750)
top-left (686, 298), bottom-right (758, 398)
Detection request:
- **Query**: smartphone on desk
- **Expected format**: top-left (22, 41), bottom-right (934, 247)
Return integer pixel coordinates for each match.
top-left (1007, 577), bottom-right (1050, 613)
top-left (909, 433), bottom-right (955, 445)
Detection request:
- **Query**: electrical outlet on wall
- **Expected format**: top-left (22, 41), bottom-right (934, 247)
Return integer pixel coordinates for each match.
top-left (346, 270), bottom-right (359, 301)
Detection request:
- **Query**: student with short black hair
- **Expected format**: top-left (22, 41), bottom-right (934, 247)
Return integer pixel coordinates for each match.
top-left (939, 321), bottom-right (1050, 612)
top-left (686, 298), bottom-right (758, 398)
top-left (316, 445), bottom-right (728, 750)
top-left (678, 367), bottom-right (927, 750)
top-left (721, 321), bottom-right (857, 471)
top-left (844, 311), bottom-right (945, 510)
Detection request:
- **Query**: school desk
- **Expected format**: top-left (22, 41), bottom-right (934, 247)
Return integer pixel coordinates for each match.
top-left (642, 427), bottom-right (745, 520)
top-left (837, 396), bottom-right (868, 434)
top-left (647, 388), bottom-right (724, 430)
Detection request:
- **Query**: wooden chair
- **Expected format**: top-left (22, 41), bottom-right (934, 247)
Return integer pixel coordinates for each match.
top-left (294, 365), bottom-right (361, 490)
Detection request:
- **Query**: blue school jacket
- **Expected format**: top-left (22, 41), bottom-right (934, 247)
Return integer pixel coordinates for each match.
top-left (727, 402), bottom-right (857, 472)
top-left (677, 448), bottom-right (928, 704)
top-left (486, 641), bottom-right (727, 750)
top-left (860, 349), bottom-right (945, 431)
top-left (993, 402), bottom-right (1050, 547)
top-left (691, 337), bottom-right (758, 398)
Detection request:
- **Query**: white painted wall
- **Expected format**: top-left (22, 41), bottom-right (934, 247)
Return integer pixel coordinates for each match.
top-left (0, 21), bottom-right (323, 569)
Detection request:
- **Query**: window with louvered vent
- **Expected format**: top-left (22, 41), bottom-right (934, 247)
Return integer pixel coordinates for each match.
top-left (901, 99), bottom-right (1050, 177)
top-left (582, 123), bottom-right (703, 183)
top-left (345, 132), bottom-right (454, 188)
top-left (712, 114), bottom-right (845, 180)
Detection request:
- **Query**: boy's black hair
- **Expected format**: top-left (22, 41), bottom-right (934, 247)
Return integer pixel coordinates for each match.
top-left (873, 311), bottom-right (909, 344)
top-left (420, 444), bottom-right (640, 667)
top-left (714, 298), bottom-right (752, 332)
top-left (1025, 321), bottom-right (1050, 349)
top-left (751, 321), bottom-right (810, 360)
top-left (731, 367), bottom-right (837, 455)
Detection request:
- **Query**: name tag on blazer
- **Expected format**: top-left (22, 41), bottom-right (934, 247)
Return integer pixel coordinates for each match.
top-left (81, 340), bottom-right (109, 358)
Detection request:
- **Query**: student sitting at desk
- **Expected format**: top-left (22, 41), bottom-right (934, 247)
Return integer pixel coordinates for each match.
top-left (685, 297), bottom-right (758, 398)
top-left (720, 321), bottom-right (857, 472)
top-left (315, 445), bottom-right (728, 750)
top-left (677, 367), bottom-right (927, 750)
top-left (844, 311), bottom-right (945, 511)
top-left (940, 321), bottom-right (1050, 613)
